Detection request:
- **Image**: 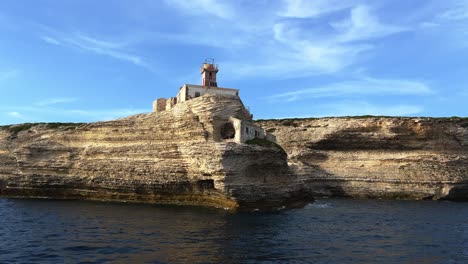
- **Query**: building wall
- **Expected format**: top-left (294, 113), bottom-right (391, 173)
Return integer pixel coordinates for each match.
top-left (153, 98), bottom-right (167, 112)
top-left (176, 86), bottom-right (188, 103)
top-left (201, 63), bottom-right (218, 87)
top-left (186, 86), bottom-right (238, 100)
top-left (165, 97), bottom-right (177, 110)
top-left (229, 117), bottom-right (276, 144)
top-left (241, 122), bottom-right (266, 143)
top-left (175, 85), bottom-right (239, 103)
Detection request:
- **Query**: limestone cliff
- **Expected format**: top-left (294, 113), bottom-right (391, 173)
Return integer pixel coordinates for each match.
top-left (0, 95), bottom-right (309, 211)
top-left (257, 117), bottom-right (468, 200)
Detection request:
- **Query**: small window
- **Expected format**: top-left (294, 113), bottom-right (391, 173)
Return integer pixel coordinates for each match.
top-left (246, 127), bottom-right (249, 134)
top-left (195, 92), bottom-right (201, 98)
top-left (209, 72), bottom-right (212, 77)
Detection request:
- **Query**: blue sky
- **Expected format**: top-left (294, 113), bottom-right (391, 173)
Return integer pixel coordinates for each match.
top-left (1, 0), bottom-right (467, 125)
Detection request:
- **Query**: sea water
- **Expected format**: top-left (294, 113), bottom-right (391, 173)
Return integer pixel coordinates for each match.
top-left (0, 198), bottom-right (467, 263)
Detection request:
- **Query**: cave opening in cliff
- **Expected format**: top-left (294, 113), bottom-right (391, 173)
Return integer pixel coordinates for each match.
top-left (221, 122), bottom-right (236, 140)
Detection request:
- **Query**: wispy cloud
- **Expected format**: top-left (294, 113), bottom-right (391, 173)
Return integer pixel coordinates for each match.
top-left (331, 5), bottom-right (409, 43)
top-left (40, 36), bottom-right (61, 45)
top-left (40, 1), bottom-right (409, 81)
top-left (7, 111), bottom-right (25, 119)
top-left (279, 0), bottom-right (355, 18)
top-left (438, 0), bottom-right (468, 21)
top-left (222, 4), bottom-right (408, 79)
top-left (35, 97), bottom-right (78, 106)
top-left (267, 77), bottom-right (433, 102)
top-left (318, 101), bottom-right (424, 117)
top-left (0, 69), bottom-right (20, 82)
top-left (419, 0), bottom-right (468, 44)
top-left (68, 108), bottom-right (148, 121)
top-left (164, 0), bottom-right (234, 19)
top-left (1, 105), bottom-right (148, 125)
top-left (41, 32), bottom-right (152, 70)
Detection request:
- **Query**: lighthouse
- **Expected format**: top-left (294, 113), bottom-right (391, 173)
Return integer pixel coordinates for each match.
top-left (151, 59), bottom-right (276, 143)
top-left (200, 58), bottom-right (218, 87)
top-left (153, 59), bottom-right (240, 112)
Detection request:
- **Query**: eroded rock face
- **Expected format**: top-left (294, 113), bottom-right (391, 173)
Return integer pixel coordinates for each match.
top-left (257, 117), bottom-right (468, 200)
top-left (0, 95), bottom-right (309, 211)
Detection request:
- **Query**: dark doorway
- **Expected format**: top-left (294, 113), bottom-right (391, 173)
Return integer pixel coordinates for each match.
top-left (221, 123), bottom-right (236, 139)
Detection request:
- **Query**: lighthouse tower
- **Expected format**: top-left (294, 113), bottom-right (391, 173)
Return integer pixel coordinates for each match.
top-left (201, 58), bottom-right (219, 87)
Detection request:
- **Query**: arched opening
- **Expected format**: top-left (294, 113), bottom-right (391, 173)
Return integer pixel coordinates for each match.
top-left (220, 122), bottom-right (236, 140)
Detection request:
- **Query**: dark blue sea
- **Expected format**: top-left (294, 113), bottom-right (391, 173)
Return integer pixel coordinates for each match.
top-left (0, 198), bottom-right (467, 264)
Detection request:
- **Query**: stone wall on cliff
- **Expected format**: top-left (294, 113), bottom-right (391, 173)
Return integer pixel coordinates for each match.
top-left (257, 117), bottom-right (468, 200)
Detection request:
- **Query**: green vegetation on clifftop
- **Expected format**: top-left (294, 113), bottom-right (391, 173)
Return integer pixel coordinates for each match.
top-left (0, 123), bottom-right (85, 134)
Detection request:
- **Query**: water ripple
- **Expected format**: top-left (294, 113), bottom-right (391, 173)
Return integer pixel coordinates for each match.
top-left (0, 198), bottom-right (467, 263)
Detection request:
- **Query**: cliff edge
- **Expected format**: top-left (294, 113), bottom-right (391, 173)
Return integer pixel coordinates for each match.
top-left (257, 117), bottom-right (468, 200)
top-left (0, 95), bottom-right (309, 211)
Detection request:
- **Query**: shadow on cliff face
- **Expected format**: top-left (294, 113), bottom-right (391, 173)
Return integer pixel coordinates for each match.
top-left (307, 128), bottom-right (419, 150)
top-left (296, 152), bottom-right (329, 165)
top-left (281, 119), bottom-right (468, 200)
top-left (220, 144), bottom-right (314, 211)
top-left (306, 120), bottom-right (463, 151)
top-left (440, 184), bottom-right (468, 201)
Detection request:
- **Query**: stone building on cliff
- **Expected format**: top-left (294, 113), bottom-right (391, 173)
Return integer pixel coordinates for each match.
top-left (153, 59), bottom-right (275, 144)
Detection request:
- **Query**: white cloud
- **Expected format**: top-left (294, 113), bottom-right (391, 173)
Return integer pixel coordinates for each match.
top-left (225, 4), bottom-right (406, 79)
top-left (221, 4), bottom-right (408, 79)
top-left (2, 106), bottom-right (148, 124)
top-left (318, 101), bottom-right (424, 117)
top-left (35, 97), bottom-right (77, 106)
top-left (419, 22), bottom-right (440, 29)
top-left (31, 1), bottom-right (407, 81)
top-left (40, 32), bottom-right (152, 70)
top-left (68, 108), bottom-right (148, 121)
top-left (164, 0), bottom-right (234, 19)
top-left (41, 36), bottom-right (61, 45)
top-left (0, 69), bottom-right (20, 82)
top-left (332, 5), bottom-right (409, 43)
top-left (7, 111), bottom-right (24, 118)
top-left (68, 34), bottom-right (148, 68)
top-left (421, 0), bottom-right (468, 43)
top-left (280, 0), bottom-right (355, 18)
top-left (267, 77), bottom-right (433, 102)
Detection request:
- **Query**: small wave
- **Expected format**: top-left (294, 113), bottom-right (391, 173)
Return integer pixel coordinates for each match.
top-left (307, 202), bottom-right (334, 209)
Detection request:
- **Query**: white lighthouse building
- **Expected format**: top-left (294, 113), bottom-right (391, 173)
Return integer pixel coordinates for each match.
top-left (152, 59), bottom-right (276, 144)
